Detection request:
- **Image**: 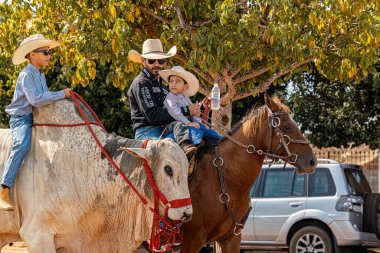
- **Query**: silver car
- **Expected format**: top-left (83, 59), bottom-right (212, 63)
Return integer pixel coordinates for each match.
top-left (241, 159), bottom-right (380, 253)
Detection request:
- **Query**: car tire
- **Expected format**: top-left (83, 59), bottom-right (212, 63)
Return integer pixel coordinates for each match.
top-left (289, 226), bottom-right (333, 253)
top-left (363, 193), bottom-right (380, 239)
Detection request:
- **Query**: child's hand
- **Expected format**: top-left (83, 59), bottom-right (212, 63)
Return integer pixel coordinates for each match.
top-left (64, 88), bottom-right (72, 98)
top-left (188, 122), bottom-right (200, 129)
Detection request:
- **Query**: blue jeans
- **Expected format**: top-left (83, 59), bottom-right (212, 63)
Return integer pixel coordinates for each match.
top-left (2, 114), bottom-right (33, 188)
top-left (135, 126), bottom-right (164, 140)
top-left (189, 123), bottom-right (222, 145)
top-left (134, 122), bottom-right (190, 145)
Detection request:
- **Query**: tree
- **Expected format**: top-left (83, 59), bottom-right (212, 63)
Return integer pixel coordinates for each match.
top-left (1, 0), bottom-right (379, 131)
top-left (285, 61), bottom-right (380, 149)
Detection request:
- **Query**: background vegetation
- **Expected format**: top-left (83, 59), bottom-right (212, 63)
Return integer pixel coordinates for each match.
top-left (0, 0), bottom-right (379, 147)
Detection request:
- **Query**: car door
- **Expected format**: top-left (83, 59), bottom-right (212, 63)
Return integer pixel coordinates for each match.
top-left (252, 168), bottom-right (307, 241)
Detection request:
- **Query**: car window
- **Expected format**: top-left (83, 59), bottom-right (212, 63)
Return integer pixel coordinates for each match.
top-left (308, 167), bottom-right (336, 197)
top-left (344, 168), bottom-right (371, 195)
top-left (261, 169), bottom-right (305, 197)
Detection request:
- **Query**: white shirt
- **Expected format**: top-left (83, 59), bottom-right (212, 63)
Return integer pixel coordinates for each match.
top-left (164, 92), bottom-right (202, 125)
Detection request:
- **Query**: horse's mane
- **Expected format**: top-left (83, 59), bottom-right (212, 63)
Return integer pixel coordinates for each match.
top-left (229, 96), bottom-right (290, 136)
top-left (195, 105), bottom-right (268, 158)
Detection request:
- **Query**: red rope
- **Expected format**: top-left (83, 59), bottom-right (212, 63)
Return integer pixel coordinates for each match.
top-left (34, 122), bottom-right (101, 128)
top-left (35, 91), bottom-right (191, 252)
top-left (201, 97), bottom-right (211, 125)
top-left (68, 91), bottom-right (149, 204)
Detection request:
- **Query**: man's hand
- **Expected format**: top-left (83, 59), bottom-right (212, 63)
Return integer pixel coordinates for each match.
top-left (64, 88), bottom-right (72, 98)
top-left (188, 103), bottom-right (201, 117)
top-left (188, 122), bottom-right (200, 129)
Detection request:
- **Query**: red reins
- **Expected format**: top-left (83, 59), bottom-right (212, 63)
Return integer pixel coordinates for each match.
top-left (35, 91), bottom-right (191, 252)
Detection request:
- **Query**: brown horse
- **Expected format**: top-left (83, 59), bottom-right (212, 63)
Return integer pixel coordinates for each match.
top-left (180, 94), bottom-right (317, 253)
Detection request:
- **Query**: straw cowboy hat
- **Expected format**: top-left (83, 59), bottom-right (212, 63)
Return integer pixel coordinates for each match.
top-left (128, 39), bottom-right (177, 63)
top-left (159, 66), bottom-right (199, 97)
top-left (12, 34), bottom-right (61, 65)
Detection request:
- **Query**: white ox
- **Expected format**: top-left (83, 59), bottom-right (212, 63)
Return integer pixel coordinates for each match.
top-left (0, 99), bottom-right (192, 253)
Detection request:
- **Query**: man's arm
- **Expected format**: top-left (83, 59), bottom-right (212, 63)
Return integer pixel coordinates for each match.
top-left (133, 82), bottom-right (174, 125)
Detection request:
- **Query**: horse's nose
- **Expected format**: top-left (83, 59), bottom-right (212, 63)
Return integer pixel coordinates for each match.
top-left (309, 157), bottom-right (317, 167)
top-left (183, 212), bottom-right (192, 221)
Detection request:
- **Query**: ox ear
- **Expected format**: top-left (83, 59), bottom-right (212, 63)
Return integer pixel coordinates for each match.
top-left (264, 93), bottom-right (278, 112)
top-left (118, 147), bottom-right (153, 160)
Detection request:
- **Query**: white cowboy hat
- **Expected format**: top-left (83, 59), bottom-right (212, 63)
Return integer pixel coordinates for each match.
top-left (12, 34), bottom-right (61, 65)
top-left (159, 66), bottom-right (199, 97)
top-left (128, 39), bottom-right (177, 63)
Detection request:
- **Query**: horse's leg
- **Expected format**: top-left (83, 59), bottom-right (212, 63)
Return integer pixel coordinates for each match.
top-left (180, 234), bottom-right (206, 253)
top-left (218, 234), bottom-right (242, 253)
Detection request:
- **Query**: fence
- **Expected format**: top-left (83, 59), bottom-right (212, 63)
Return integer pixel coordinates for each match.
top-left (313, 145), bottom-right (380, 193)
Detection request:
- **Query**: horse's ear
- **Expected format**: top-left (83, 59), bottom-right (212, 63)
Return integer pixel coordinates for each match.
top-left (264, 93), bottom-right (277, 111)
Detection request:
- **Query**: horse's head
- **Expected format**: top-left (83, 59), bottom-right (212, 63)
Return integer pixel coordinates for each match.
top-left (121, 138), bottom-right (193, 221)
top-left (262, 94), bottom-right (317, 174)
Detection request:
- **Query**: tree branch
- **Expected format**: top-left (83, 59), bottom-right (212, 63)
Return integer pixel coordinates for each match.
top-left (234, 66), bottom-right (272, 85)
top-left (174, 0), bottom-right (189, 29)
top-left (139, 6), bottom-right (169, 24)
top-left (221, 69), bottom-right (236, 105)
top-left (234, 56), bottom-right (315, 101)
top-left (230, 66), bottom-right (243, 79)
top-left (58, 11), bottom-right (81, 31)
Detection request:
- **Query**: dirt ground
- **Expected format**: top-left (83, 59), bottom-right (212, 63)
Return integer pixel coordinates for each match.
top-left (2, 242), bottom-right (380, 253)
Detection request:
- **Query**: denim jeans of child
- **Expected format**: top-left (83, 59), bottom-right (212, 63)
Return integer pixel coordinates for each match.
top-left (135, 121), bottom-right (190, 145)
top-left (1, 114), bottom-right (33, 188)
top-left (189, 123), bottom-right (222, 145)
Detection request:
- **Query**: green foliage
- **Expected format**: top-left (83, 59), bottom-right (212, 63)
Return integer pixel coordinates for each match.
top-left (1, 0), bottom-right (379, 98)
top-left (1, 0), bottom-right (379, 139)
top-left (47, 63), bottom-right (134, 138)
top-left (286, 62), bottom-right (380, 149)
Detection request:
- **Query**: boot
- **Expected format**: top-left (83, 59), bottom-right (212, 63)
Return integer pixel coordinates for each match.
top-left (180, 140), bottom-right (197, 158)
top-left (0, 187), bottom-right (13, 211)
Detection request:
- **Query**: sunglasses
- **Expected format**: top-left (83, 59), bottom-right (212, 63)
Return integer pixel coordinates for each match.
top-left (147, 59), bottom-right (166, 65)
top-left (33, 49), bottom-right (52, 56)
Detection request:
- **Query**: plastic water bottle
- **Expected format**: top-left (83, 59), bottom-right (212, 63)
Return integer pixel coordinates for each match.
top-left (211, 83), bottom-right (220, 110)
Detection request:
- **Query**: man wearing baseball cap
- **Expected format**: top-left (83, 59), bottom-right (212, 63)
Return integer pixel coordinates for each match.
top-left (0, 34), bottom-right (71, 211)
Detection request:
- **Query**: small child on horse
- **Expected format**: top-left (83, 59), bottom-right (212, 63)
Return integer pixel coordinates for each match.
top-left (159, 66), bottom-right (221, 145)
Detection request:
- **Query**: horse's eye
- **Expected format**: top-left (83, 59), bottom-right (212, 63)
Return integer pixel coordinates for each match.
top-left (282, 123), bottom-right (292, 132)
top-left (164, 166), bottom-right (173, 177)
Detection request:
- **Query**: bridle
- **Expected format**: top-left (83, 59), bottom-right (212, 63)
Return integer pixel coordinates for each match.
top-left (202, 106), bottom-right (310, 236)
top-left (203, 107), bottom-right (310, 164)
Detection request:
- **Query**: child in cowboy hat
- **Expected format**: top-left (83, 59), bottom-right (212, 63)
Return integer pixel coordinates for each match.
top-left (159, 66), bottom-right (221, 145)
top-left (0, 34), bottom-right (71, 211)
top-left (127, 39), bottom-right (201, 156)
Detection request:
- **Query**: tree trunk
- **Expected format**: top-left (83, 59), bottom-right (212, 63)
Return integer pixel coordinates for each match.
top-left (211, 103), bottom-right (232, 135)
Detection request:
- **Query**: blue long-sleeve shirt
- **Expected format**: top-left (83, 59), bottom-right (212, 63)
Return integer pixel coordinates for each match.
top-left (5, 64), bottom-right (65, 116)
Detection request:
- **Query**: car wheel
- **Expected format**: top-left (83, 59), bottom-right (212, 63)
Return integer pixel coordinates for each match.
top-left (363, 193), bottom-right (380, 239)
top-left (289, 226), bottom-right (333, 253)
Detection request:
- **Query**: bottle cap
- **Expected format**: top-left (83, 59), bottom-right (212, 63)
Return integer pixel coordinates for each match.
top-left (213, 83), bottom-right (218, 87)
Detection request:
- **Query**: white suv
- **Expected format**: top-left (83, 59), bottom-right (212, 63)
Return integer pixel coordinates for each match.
top-left (241, 159), bottom-right (380, 253)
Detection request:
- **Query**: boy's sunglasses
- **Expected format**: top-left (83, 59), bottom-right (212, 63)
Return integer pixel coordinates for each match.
top-left (33, 49), bottom-right (52, 56)
top-left (147, 59), bottom-right (166, 65)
